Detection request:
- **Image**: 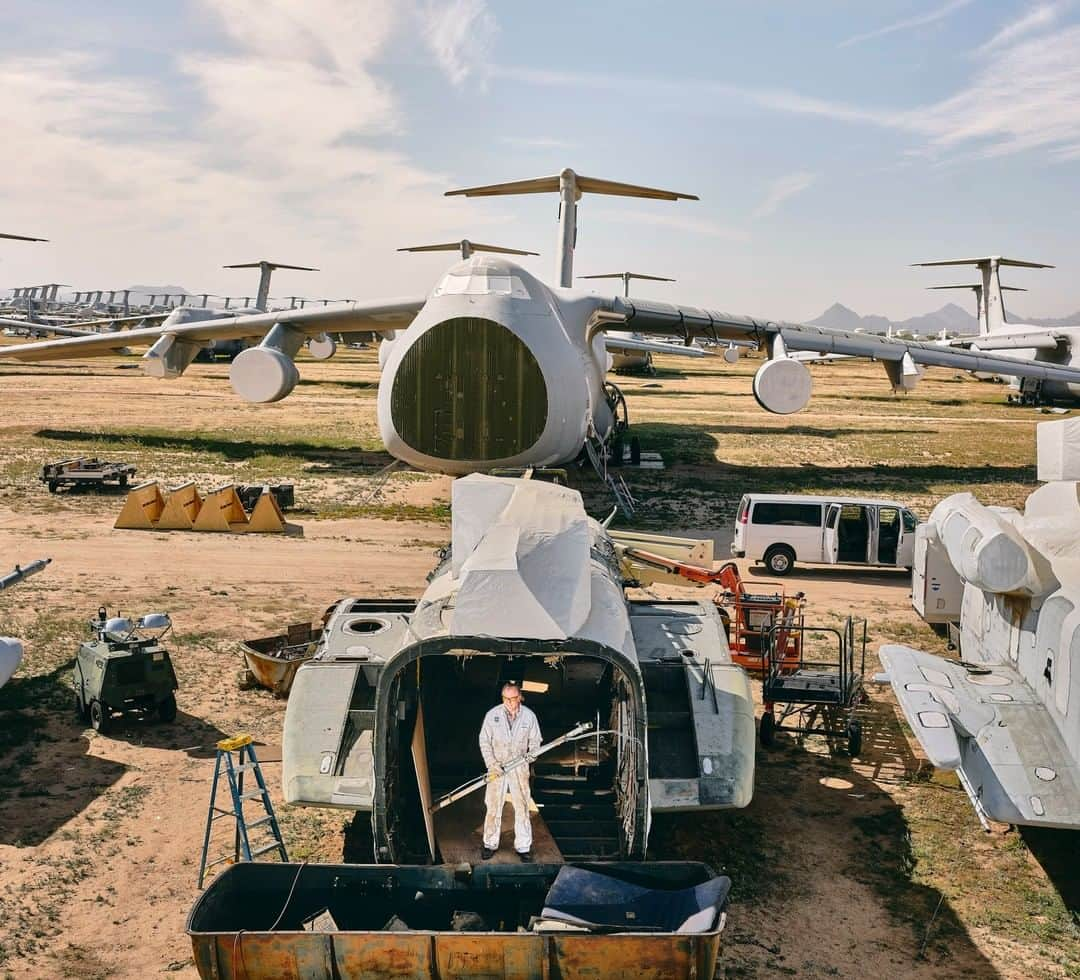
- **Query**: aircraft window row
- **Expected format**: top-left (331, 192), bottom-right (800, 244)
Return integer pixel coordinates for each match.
top-left (433, 273), bottom-right (531, 299)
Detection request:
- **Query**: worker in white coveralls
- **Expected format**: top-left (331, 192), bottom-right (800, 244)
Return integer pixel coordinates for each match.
top-left (479, 682), bottom-right (542, 861)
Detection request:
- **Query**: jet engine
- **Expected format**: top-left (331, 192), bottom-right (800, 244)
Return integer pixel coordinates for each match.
top-left (752, 357), bottom-right (812, 414)
top-left (308, 334), bottom-right (336, 360)
top-left (230, 323), bottom-right (304, 403)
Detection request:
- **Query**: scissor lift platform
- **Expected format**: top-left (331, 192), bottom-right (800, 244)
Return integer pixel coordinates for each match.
top-left (759, 617), bottom-right (868, 755)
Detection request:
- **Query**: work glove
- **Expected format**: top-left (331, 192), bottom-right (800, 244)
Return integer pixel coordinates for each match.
top-left (487, 764), bottom-right (504, 780)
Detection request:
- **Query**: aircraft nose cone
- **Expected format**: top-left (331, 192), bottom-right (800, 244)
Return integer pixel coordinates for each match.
top-left (389, 316), bottom-right (548, 463)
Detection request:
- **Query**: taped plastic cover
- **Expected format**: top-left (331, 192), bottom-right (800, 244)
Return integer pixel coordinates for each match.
top-left (0, 637), bottom-right (23, 688)
top-left (450, 475), bottom-right (591, 639)
top-left (1037, 418), bottom-right (1080, 482)
top-left (929, 492), bottom-right (1058, 597)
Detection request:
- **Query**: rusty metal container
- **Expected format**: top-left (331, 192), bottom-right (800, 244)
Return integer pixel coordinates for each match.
top-left (187, 862), bottom-right (726, 979)
top-left (240, 623), bottom-right (321, 697)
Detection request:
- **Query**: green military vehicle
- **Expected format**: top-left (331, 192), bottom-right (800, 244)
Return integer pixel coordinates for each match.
top-left (74, 608), bottom-right (178, 733)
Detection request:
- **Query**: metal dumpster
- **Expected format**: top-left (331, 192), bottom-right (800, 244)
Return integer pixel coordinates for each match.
top-left (187, 862), bottom-right (728, 979)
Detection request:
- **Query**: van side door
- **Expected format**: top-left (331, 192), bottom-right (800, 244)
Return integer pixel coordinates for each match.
top-left (822, 504), bottom-right (842, 563)
top-left (899, 509), bottom-right (918, 568)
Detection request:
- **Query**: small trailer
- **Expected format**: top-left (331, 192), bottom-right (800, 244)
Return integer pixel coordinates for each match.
top-left (40, 457), bottom-right (136, 493)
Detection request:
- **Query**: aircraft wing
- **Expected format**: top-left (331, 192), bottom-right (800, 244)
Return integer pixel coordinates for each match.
top-left (879, 644), bottom-right (1080, 829)
top-left (0, 298), bottom-right (425, 363)
top-left (603, 335), bottom-right (707, 359)
top-left (607, 296), bottom-right (1080, 389)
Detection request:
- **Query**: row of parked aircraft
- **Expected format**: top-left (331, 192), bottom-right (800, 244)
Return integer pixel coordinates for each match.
top-left (3, 170), bottom-right (1080, 480)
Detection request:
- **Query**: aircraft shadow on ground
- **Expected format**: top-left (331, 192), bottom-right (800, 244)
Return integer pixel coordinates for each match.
top-left (1020, 827), bottom-right (1080, 918)
top-left (34, 428), bottom-right (396, 476)
top-left (0, 661), bottom-right (229, 847)
top-left (648, 699), bottom-right (1000, 977)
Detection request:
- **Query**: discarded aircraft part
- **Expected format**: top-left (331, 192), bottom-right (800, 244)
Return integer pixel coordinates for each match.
top-left (752, 357), bottom-right (812, 415)
top-left (283, 476), bottom-right (756, 865)
top-left (157, 482), bottom-right (203, 530)
top-left (74, 608), bottom-right (178, 731)
top-left (193, 484), bottom-right (248, 532)
top-left (891, 418), bottom-right (1080, 829)
top-left (0, 637), bottom-right (23, 688)
top-left (41, 457), bottom-right (136, 493)
top-left (114, 481), bottom-right (166, 529)
top-left (188, 861), bottom-right (728, 980)
top-left (0, 557), bottom-right (51, 591)
top-left (911, 522), bottom-right (965, 628)
top-left (241, 622), bottom-right (323, 697)
top-left (760, 618), bottom-right (868, 756)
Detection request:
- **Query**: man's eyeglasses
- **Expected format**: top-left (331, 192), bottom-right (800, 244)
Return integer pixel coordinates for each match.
top-left (502, 695), bottom-right (521, 703)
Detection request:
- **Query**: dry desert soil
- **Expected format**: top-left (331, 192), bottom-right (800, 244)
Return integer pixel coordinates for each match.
top-left (0, 343), bottom-right (1077, 979)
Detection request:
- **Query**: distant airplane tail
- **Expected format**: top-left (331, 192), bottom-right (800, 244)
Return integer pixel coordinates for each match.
top-left (926, 283), bottom-right (1027, 337)
top-left (913, 256), bottom-right (1051, 335)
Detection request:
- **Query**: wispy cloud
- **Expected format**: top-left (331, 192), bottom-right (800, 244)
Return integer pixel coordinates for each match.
top-left (597, 208), bottom-right (747, 241)
top-left (976, 2), bottom-right (1064, 54)
top-left (420, 0), bottom-right (497, 86)
top-left (752, 172), bottom-right (817, 219)
top-left (838, 0), bottom-right (974, 48)
top-left (501, 136), bottom-right (575, 149)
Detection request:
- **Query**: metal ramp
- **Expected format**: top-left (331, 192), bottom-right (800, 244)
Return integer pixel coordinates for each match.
top-left (585, 436), bottom-right (637, 517)
top-left (197, 734), bottom-right (288, 888)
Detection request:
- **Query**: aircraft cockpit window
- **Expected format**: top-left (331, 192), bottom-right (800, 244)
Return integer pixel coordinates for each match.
top-left (433, 273), bottom-right (531, 299)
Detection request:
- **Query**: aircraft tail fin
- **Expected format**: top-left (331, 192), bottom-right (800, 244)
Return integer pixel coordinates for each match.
top-left (913, 257), bottom-right (1051, 335)
top-left (445, 168), bottom-right (697, 287)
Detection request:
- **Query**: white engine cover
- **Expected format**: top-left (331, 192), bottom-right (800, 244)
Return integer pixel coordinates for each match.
top-left (229, 347), bottom-right (300, 403)
top-left (752, 358), bottom-right (812, 414)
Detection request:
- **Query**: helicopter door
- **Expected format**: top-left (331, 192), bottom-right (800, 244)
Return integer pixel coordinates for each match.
top-left (823, 504), bottom-right (841, 563)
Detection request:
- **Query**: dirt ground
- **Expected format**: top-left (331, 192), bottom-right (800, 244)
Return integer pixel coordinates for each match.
top-left (0, 344), bottom-right (1077, 979)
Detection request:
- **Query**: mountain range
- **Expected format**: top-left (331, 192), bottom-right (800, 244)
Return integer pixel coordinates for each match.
top-left (809, 302), bottom-right (1080, 336)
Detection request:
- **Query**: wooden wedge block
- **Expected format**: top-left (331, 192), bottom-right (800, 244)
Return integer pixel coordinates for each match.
top-left (114, 481), bottom-right (165, 530)
top-left (193, 484), bottom-right (248, 532)
top-left (157, 482), bottom-right (203, 530)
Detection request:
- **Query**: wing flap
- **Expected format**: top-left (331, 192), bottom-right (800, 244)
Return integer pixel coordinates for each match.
top-left (604, 336), bottom-right (706, 358)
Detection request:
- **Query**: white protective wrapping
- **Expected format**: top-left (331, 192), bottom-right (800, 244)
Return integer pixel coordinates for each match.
top-left (0, 637), bottom-right (24, 688)
top-left (930, 492), bottom-right (1058, 597)
top-left (1037, 418), bottom-right (1080, 482)
top-left (1023, 482), bottom-right (1080, 564)
top-left (450, 475), bottom-right (591, 640)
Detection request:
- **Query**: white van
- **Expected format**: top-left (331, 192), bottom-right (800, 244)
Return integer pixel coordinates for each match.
top-left (731, 494), bottom-right (919, 575)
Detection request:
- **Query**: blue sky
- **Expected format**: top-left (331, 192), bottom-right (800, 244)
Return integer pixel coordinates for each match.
top-left (1, 1), bottom-right (1078, 321)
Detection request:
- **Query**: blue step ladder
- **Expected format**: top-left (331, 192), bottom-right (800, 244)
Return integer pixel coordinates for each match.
top-left (197, 733), bottom-right (288, 888)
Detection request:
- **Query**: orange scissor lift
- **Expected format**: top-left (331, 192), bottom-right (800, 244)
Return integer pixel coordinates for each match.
top-left (620, 549), bottom-right (805, 673)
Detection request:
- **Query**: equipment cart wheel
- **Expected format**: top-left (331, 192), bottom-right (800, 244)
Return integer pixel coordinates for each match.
top-left (759, 711), bottom-right (776, 748)
top-left (90, 700), bottom-right (110, 734)
top-left (846, 719), bottom-right (863, 757)
top-left (158, 694), bottom-right (177, 723)
top-left (764, 545), bottom-right (795, 576)
top-left (47, 479), bottom-right (59, 493)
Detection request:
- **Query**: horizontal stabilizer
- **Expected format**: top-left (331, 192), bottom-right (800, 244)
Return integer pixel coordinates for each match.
top-left (927, 284), bottom-right (1026, 291)
top-left (913, 257), bottom-right (1054, 269)
top-left (397, 241), bottom-right (538, 256)
top-left (580, 272), bottom-right (676, 283)
top-left (972, 332), bottom-right (1063, 351)
top-left (223, 260), bottom-right (319, 272)
top-left (446, 169), bottom-right (698, 201)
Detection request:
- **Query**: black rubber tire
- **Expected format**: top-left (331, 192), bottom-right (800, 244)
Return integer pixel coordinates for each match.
top-left (759, 712), bottom-right (776, 748)
top-left (47, 480), bottom-right (59, 493)
top-left (75, 689), bottom-right (87, 722)
top-left (90, 700), bottom-right (110, 734)
top-left (847, 720), bottom-right (863, 757)
top-left (629, 437), bottom-right (641, 467)
top-left (158, 694), bottom-right (177, 723)
top-left (764, 545), bottom-right (796, 576)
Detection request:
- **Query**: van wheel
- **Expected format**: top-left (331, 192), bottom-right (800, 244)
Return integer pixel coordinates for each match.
top-left (760, 712), bottom-right (776, 747)
top-left (764, 545), bottom-right (795, 576)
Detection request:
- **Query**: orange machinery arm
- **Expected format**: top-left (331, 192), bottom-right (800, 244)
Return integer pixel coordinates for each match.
top-left (622, 547), bottom-right (746, 594)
